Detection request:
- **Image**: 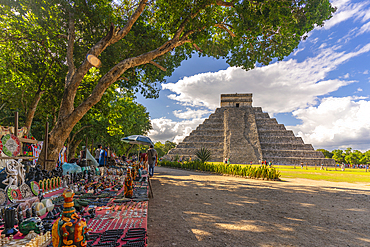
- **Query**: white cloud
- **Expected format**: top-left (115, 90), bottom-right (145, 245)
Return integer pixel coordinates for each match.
top-left (357, 88), bottom-right (363, 92)
top-left (358, 21), bottom-right (370, 35)
top-left (148, 117), bottom-right (205, 143)
top-left (364, 70), bottom-right (369, 74)
top-left (292, 47), bottom-right (304, 56)
top-left (163, 43), bottom-right (370, 115)
top-left (288, 97), bottom-right (370, 150)
top-left (173, 108), bottom-right (212, 119)
top-left (323, 1), bottom-right (370, 30)
top-left (343, 73), bottom-right (350, 78)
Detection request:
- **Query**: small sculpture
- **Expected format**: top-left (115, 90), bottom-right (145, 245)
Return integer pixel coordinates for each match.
top-left (52, 189), bottom-right (90, 247)
top-left (19, 217), bottom-right (44, 235)
top-left (2, 160), bottom-right (19, 187)
top-left (124, 169), bottom-right (133, 198)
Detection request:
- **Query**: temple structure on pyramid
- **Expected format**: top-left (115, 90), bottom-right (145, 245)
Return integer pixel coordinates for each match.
top-left (167, 93), bottom-right (335, 165)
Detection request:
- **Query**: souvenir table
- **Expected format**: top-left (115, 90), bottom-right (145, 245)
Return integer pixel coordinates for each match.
top-left (83, 178), bottom-right (148, 247)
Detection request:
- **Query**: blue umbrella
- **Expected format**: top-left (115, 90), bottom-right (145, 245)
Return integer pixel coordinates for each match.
top-left (121, 135), bottom-right (154, 146)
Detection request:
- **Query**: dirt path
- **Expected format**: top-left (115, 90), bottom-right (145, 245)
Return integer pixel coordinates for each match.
top-left (147, 166), bottom-right (370, 247)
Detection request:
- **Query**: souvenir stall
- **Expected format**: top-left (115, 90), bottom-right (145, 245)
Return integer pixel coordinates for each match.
top-left (0, 157), bottom-right (149, 246)
top-left (0, 114), bottom-right (150, 246)
top-left (0, 114), bottom-right (60, 246)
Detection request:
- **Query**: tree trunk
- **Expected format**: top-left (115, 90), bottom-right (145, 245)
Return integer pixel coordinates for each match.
top-left (24, 89), bottom-right (44, 133)
top-left (68, 139), bottom-right (82, 162)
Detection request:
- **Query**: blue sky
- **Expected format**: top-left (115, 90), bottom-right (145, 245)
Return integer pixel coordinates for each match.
top-left (137, 0), bottom-right (370, 151)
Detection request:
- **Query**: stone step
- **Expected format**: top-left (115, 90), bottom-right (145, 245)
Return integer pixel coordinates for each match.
top-left (176, 142), bottom-right (224, 149)
top-left (260, 143), bottom-right (314, 150)
top-left (257, 124), bottom-right (286, 131)
top-left (255, 118), bottom-right (278, 125)
top-left (261, 150), bottom-right (324, 158)
top-left (197, 122), bottom-right (224, 130)
top-left (254, 112), bottom-right (270, 119)
top-left (258, 136), bottom-right (304, 144)
top-left (203, 117), bottom-right (223, 124)
top-left (183, 135), bottom-right (224, 143)
top-left (168, 147), bottom-right (223, 154)
top-left (258, 130), bottom-right (295, 137)
top-left (190, 129), bottom-right (224, 136)
top-left (263, 157), bottom-right (335, 166)
top-left (253, 107), bottom-right (263, 113)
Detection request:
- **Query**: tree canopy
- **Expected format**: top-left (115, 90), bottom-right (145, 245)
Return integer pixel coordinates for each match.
top-left (0, 0), bottom-right (336, 170)
top-left (318, 148), bottom-right (370, 165)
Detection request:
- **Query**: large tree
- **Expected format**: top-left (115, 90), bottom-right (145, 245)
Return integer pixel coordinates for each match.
top-left (0, 0), bottom-right (335, 170)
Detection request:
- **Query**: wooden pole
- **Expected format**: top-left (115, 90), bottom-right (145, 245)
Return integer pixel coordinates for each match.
top-left (14, 112), bottom-right (18, 137)
top-left (91, 139), bottom-right (94, 154)
top-left (85, 136), bottom-right (88, 159)
top-left (44, 122), bottom-right (49, 170)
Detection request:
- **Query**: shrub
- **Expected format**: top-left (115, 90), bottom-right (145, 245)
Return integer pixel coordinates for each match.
top-left (195, 147), bottom-right (212, 163)
top-left (158, 161), bottom-right (281, 180)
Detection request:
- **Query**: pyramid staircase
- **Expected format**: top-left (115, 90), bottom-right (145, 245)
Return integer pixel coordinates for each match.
top-left (168, 94), bottom-right (334, 166)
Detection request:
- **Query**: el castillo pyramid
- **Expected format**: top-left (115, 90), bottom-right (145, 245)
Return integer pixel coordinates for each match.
top-left (168, 93), bottom-right (335, 165)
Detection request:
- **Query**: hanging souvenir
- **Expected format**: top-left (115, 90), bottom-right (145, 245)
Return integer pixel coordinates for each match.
top-left (30, 181), bottom-right (40, 196)
top-left (22, 143), bottom-right (33, 157)
top-left (1, 134), bottom-right (21, 157)
top-left (0, 138), bottom-right (3, 154)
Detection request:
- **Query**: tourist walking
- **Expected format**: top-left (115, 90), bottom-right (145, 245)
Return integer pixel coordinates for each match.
top-left (147, 145), bottom-right (158, 177)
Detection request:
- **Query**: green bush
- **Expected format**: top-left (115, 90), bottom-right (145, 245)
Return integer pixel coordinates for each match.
top-left (158, 161), bottom-right (281, 180)
top-left (195, 147), bottom-right (212, 163)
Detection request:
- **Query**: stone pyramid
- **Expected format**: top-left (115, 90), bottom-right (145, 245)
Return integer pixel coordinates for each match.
top-left (168, 93), bottom-right (335, 166)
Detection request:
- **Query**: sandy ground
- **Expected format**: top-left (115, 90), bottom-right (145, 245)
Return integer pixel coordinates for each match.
top-left (147, 166), bottom-right (370, 247)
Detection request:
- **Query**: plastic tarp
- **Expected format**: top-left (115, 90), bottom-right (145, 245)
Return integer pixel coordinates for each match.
top-left (86, 148), bottom-right (99, 166)
top-left (62, 162), bottom-right (82, 175)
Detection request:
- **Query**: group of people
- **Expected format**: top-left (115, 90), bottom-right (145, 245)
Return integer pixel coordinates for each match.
top-left (93, 144), bottom-right (158, 177)
top-left (94, 145), bottom-right (109, 166)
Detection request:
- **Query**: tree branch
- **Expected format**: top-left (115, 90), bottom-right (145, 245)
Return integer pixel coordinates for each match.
top-left (192, 43), bottom-right (203, 52)
top-left (109, 0), bottom-right (149, 45)
top-left (149, 61), bottom-right (167, 71)
top-left (215, 23), bottom-right (236, 37)
top-left (215, 0), bottom-right (236, 7)
top-left (70, 125), bottom-right (92, 145)
top-left (65, 10), bottom-right (76, 87)
top-left (67, 38), bottom-right (189, 128)
top-left (58, 0), bottom-right (148, 121)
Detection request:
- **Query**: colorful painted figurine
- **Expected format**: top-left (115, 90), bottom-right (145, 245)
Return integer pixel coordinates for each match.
top-left (52, 189), bottom-right (89, 247)
top-left (124, 169), bottom-right (133, 198)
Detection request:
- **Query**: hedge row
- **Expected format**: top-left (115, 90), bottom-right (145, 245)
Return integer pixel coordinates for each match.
top-left (158, 160), bottom-right (281, 180)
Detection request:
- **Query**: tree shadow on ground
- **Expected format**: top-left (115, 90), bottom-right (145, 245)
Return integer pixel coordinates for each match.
top-left (148, 167), bottom-right (370, 247)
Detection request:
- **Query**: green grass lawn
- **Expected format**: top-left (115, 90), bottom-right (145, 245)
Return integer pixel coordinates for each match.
top-left (209, 162), bottom-right (370, 183)
top-left (275, 165), bottom-right (370, 183)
